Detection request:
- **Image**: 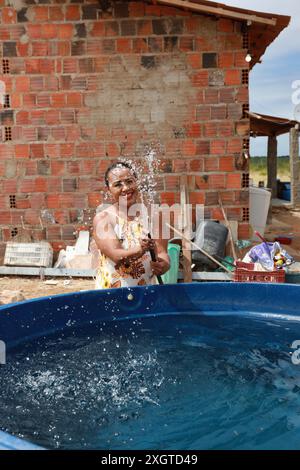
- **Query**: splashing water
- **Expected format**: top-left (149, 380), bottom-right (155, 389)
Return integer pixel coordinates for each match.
top-left (2, 313), bottom-right (300, 450)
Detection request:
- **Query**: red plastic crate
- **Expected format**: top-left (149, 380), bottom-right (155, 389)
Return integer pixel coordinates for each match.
top-left (233, 261), bottom-right (285, 283)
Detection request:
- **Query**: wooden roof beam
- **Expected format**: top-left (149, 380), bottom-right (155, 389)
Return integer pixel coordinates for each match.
top-left (154, 0), bottom-right (277, 26)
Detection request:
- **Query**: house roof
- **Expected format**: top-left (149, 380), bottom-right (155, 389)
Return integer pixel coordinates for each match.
top-left (249, 112), bottom-right (299, 137)
top-left (153, 0), bottom-right (291, 68)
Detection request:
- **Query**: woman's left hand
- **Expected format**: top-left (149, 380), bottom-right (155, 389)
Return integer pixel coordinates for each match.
top-left (150, 258), bottom-right (170, 276)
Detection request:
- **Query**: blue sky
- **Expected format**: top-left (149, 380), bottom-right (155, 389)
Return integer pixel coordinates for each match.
top-left (211, 0), bottom-right (300, 155)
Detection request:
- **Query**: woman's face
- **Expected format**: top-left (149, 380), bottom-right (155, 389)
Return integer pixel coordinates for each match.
top-left (107, 167), bottom-right (138, 207)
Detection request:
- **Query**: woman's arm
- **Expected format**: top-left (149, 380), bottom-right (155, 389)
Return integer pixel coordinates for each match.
top-left (151, 237), bottom-right (170, 276)
top-left (93, 211), bottom-right (149, 265)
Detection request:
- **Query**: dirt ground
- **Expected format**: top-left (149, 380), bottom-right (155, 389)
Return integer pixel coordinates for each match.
top-left (0, 206), bottom-right (299, 303)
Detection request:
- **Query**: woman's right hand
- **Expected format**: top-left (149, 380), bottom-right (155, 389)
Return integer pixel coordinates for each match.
top-left (140, 238), bottom-right (156, 255)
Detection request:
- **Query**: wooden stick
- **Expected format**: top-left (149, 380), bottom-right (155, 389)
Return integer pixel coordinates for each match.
top-left (218, 195), bottom-right (238, 261)
top-left (166, 223), bottom-right (232, 274)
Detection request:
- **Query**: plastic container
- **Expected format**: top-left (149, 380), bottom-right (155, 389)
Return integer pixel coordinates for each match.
top-left (192, 221), bottom-right (228, 269)
top-left (249, 186), bottom-right (271, 239)
top-left (234, 261), bottom-right (285, 283)
top-left (161, 243), bottom-right (180, 284)
top-left (277, 181), bottom-right (291, 201)
top-left (4, 242), bottom-right (53, 268)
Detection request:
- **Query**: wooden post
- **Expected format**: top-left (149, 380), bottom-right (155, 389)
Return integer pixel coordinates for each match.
top-left (290, 127), bottom-right (300, 208)
top-left (180, 175), bottom-right (192, 283)
top-left (267, 135), bottom-right (278, 197)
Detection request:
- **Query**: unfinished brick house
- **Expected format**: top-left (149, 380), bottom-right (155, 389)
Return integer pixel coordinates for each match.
top-left (0, 0), bottom-right (290, 258)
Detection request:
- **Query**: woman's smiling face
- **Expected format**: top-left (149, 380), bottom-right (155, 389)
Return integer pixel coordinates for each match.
top-left (107, 166), bottom-right (138, 207)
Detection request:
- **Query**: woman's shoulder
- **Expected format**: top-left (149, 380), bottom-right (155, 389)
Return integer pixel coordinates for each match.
top-left (93, 205), bottom-right (116, 226)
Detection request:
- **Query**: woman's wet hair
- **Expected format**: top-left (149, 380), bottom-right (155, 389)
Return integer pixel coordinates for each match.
top-left (104, 161), bottom-right (137, 187)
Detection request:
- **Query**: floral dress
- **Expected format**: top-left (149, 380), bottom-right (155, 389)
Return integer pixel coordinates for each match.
top-left (95, 217), bottom-right (155, 289)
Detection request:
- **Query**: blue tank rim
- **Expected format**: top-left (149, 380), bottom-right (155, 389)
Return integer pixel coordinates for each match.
top-left (1, 281), bottom-right (300, 450)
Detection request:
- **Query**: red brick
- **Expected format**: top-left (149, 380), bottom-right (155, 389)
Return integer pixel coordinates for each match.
top-left (45, 144), bottom-right (60, 158)
top-left (116, 38), bottom-right (132, 53)
top-left (189, 159), bottom-right (204, 172)
top-left (30, 194), bottom-right (46, 209)
top-left (129, 2), bottom-right (145, 17)
top-left (219, 52), bottom-right (234, 68)
top-left (51, 161), bottom-right (65, 176)
top-left (16, 199), bottom-right (31, 209)
top-left (136, 19), bottom-right (152, 36)
top-left (58, 24), bottom-right (73, 40)
top-left (235, 51), bottom-right (248, 68)
top-left (186, 123), bottom-right (201, 138)
top-left (238, 223), bottom-right (250, 239)
top-left (182, 140), bottom-right (197, 157)
top-left (65, 5), bottom-right (80, 21)
top-left (219, 156), bottom-right (234, 172)
top-left (24, 209), bottom-right (41, 226)
top-left (204, 89), bottom-right (219, 104)
top-left (52, 127), bottom-right (66, 141)
top-left (185, 18), bottom-right (200, 34)
top-left (227, 139), bottom-right (242, 153)
top-left (27, 24), bottom-right (42, 39)
top-left (2, 7), bottom-right (16, 24)
top-left (46, 194), bottom-right (60, 209)
top-left (160, 192), bottom-right (179, 205)
top-left (211, 105), bottom-right (227, 120)
top-left (33, 6), bottom-right (49, 22)
top-left (225, 70), bottom-right (241, 86)
top-left (23, 93), bottom-right (36, 108)
top-left (227, 173), bottom-right (241, 189)
top-left (189, 192), bottom-right (205, 204)
top-left (187, 53), bottom-right (201, 69)
top-left (203, 122), bottom-right (218, 137)
top-left (211, 140), bottom-right (226, 155)
top-left (29, 144), bottom-right (44, 159)
top-left (15, 144), bottom-right (29, 159)
top-left (192, 71), bottom-right (209, 87)
top-left (16, 42), bottom-right (29, 56)
top-left (51, 93), bottom-right (66, 107)
top-left (19, 179), bottom-right (36, 193)
top-left (3, 179), bottom-right (17, 192)
top-left (209, 174), bottom-right (226, 189)
top-left (217, 18), bottom-right (234, 33)
top-left (66, 92), bottom-right (82, 107)
top-left (211, 207), bottom-right (223, 220)
top-left (195, 176), bottom-right (209, 190)
top-left (219, 121), bottom-right (234, 137)
top-left (204, 157), bottom-right (219, 172)
top-left (91, 22), bottom-right (105, 37)
top-left (31, 42), bottom-right (48, 57)
top-left (49, 6), bottom-right (64, 21)
top-left (35, 177), bottom-right (47, 192)
top-left (88, 193), bottom-right (102, 208)
top-left (132, 38), bottom-right (148, 53)
top-left (106, 142), bottom-right (120, 158)
top-left (63, 59), bottom-right (78, 74)
top-left (11, 94), bottom-right (22, 108)
top-left (196, 106), bottom-right (211, 121)
top-left (16, 111), bottom-right (29, 125)
top-left (60, 143), bottom-right (74, 158)
top-left (0, 211), bottom-right (12, 224)
top-left (45, 110), bottom-right (60, 125)
top-left (145, 5), bottom-right (161, 16)
top-left (15, 76), bottom-right (30, 92)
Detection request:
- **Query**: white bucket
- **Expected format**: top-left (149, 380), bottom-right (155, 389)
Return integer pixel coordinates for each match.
top-left (249, 187), bottom-right (271, 240)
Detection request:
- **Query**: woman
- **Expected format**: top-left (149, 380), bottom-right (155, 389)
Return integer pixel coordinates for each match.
top-left (93, 161), bottom-right (170, 289)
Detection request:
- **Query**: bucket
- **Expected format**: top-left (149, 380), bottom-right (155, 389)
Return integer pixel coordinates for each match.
top-left (161, 243), bottom-right (180, 284)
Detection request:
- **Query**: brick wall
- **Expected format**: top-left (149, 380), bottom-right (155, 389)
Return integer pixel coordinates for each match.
top-left (0, 0), bottom-right (250, 258)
